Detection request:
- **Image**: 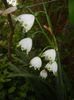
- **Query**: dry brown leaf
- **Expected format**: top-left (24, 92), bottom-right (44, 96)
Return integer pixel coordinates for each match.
top-left (2, 6), bottom-right (17, 16)
top-left (0, 10), bottom-right (3, 15)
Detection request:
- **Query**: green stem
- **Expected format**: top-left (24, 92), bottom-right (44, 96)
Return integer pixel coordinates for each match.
top-left (27, 8), bottom-right (53, 47)
top-left (42, 1), bottom-right (65, 100)
top-left (35, 18), bottom-right (53, 46)
top-left (56, 50), bottom-right (65, 100)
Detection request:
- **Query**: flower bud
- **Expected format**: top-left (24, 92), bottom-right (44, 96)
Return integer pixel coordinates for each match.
top-left (40, 69), bottom-right (47, 78)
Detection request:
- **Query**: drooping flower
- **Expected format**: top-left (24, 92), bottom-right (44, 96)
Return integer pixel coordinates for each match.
top-left (15, 14), bottom-right (35, 32)
top-left (18, 38), bottom-right (32, 54)
top-left (30, 57), bottom-right (42, 70)
top-left (40, 69), bottom-right (47, 78)
top-left (42, 49), bottom-right (56, 62)
top-left (45, 61), bottom-right (58, 75)
top-left (7, 0), bottom-right (18, 6)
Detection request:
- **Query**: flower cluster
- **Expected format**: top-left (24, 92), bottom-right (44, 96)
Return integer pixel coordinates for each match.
top-left (42, 49), bottom-right (58, 76)
top-left (15, 13), bottom-right (58, 79)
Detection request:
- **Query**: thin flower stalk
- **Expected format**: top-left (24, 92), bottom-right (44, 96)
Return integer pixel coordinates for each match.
top-left (42, 1), bottom-right (65, 100)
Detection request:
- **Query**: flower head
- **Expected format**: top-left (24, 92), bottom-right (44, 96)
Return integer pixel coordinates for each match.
top-left (7, 0), bottom-right (18, 6)
top-left (30, 57), bottom-right (42, 70)
top-left (18, 38), bottom-right (32, 54)
top-left (15, 14), bottom-right (35, 32)
top-left (42, 49), bottom-right (56, 62)
top-left (40, 69), bottom-right (47, 79)
top-left (45, 61), bottom-right (58, 75)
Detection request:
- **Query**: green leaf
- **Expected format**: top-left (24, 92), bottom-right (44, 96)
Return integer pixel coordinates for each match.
top-left (68, 0), bottom-right (74, 24)
top-left (28, 77), bottom-right (57, 100)
top-left (8, 86), bottom-right (16, 93)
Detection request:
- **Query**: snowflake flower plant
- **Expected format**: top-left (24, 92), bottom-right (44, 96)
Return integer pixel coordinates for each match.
top-left (45, 61), bottom-right (58, 75)
top-left (30, 57), bottom-right (42, 70)
top-left (42, 49), bottom-right (56, 62)
top-left (15, 14), bottom-right (35, 32)
top-left (18, 38), bottom-right (32, 54)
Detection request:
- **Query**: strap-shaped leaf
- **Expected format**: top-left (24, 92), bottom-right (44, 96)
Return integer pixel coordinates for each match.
top-left (68, 0), bottom-right (74, 24)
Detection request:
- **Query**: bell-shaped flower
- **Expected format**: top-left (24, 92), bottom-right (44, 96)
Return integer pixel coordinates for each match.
top-left (18, 38), bottom-right (32, 54)
top-left (42, 49), bottom-right (56, 62)
top-left (30, 57), bottom-right (42, 70)
top-left (15, 14), bottom-right (35, 32)
top-left (45, 61), bottom-right (58, 75)
top-left (7, 0), bottom-right (18, 6)
top-left (40, 69), bottom-right (47, 79)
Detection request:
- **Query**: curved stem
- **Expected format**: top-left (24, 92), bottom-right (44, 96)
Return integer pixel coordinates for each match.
top-left (27, 8), bottom-right (54, 47)
top-left (42, 1), bottom-right (65, 100)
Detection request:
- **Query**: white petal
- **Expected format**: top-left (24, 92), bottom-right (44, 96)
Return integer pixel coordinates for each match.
top-left (18, 38), bottom-right (32, 54)
top-left (7, 0), bottom-right (12, 4)
top-left (30, 57), bottom-right (42, 70)
top-left (40, 69), bottom-right (47, 78)
top-left (15, 14), bottom-right (35, 32)
top-left (7, 0), bottom-right (18, 6)
top-left (42, 49), bottom-right (56, 62)
top-left (45, 61), bottom-right (58, 75)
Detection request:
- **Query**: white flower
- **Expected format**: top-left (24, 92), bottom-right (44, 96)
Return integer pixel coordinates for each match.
top-left (15, 14), bottom-right (35, 32)
top-left (45, 61), bottom-right (58, 75)
top-left (30, 57), bottom-right (42, 70)
top-left (40, 69), bottom-right (47, 78)
top-left (42, 49), bottom-right (56, 62)
top-left (18, 38), bottom-right (32, 54)
top-left (7, 0), bottom-right (18, 6)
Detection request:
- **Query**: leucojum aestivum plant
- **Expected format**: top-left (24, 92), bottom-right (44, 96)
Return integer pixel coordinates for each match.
top-left (0, 0), bottom-right (69, 100)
